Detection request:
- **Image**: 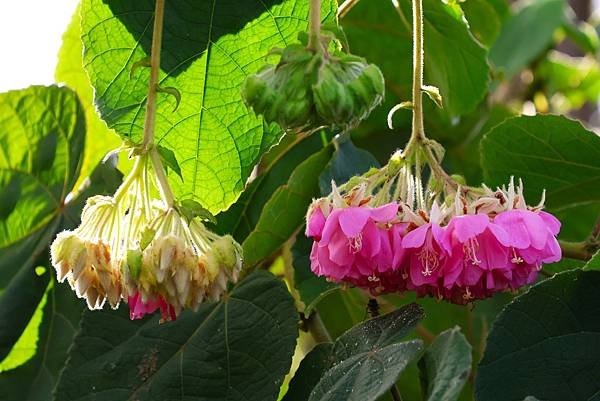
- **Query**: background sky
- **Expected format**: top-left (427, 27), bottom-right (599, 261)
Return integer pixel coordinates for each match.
top-left (0, 0), bottom-right (599, 93)
top-left (0, 0), bottom-right (79, 92)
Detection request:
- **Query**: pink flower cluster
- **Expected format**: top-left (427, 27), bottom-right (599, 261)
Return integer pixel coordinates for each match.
top-left (128, 292), bottom-right (177, 322)
top-left (306, 199), bottom-right (561, 304)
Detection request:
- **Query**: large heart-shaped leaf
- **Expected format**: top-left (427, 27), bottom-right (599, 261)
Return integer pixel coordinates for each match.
top-left (284, 303), bottom-right (425, 401)
top-left (480, 115), bottom-right (600, 210)
top-left (342, 0), bottom-right (489, 117)
top-left (81, 0), bottom-right (336, 213)
top-left (475, 269), bottom-right (600, 401)
top-left (0, 85), bottom-right (85, 287)
top-left (54, 271), bottom-right (298, 401)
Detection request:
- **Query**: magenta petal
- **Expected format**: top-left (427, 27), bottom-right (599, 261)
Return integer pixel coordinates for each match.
top-left (320, 209), bottom-right (342, 243)
top-left (306, 207), bottom-right (326, 239)
top-left (521, 211), bottom-right (548, 250)
top-left (370, 203), bottom-right (399, 223)
top-left (488, 223), bottom-right (510, 247)
top-left (495, 211), bottom-right (531, 249)
top-left (539, 211), bottom-right (561, 236)
top-left (327, 231), bottom-right (354, 265)
top-left (338, 207), bottom-right (371, 238)
top-left (361, 221), bottom-right (381, 257)
top-left (450, 214), bottom-right (489, 242)
top-left (403, 224), bottom-right (430, 249)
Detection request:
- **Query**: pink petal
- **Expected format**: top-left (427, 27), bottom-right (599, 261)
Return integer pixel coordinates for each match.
top-left (327, 231), bottom-right (355, 265)
top-left (369, 203), bottom-right (399, 223)
top-left (306, 207), bottom-right (326, 239)
top-left (449, 214), bottom-right (489, 243)
top-left (539, 211), bottom-right (561, 236)
top-left (494, 210), bottom-right (531, 249)
top-left (360, 221), bottom-right (381, 257)
top-left (338, 207), bottom-right (371, 237)
top-left (402, 224), bottom-right (430, 249)
top-left (520, 210), bottom-right (548, 250)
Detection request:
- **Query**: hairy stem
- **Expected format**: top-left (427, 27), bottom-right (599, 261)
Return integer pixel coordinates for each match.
top-left (141, 0), bottom-right (165, 149)
top-left (308, 0), bottom-right (322, 52)
top-left (402, 0), bottom-right (425, 158)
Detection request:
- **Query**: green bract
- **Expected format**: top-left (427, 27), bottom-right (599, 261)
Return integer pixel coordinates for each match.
top-left (241, 36), bottom-right (385, 132)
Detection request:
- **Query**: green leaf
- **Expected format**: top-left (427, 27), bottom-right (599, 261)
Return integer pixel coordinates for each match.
top-left (242, 146), bottom-right (333, 267)
top-left (418, 327), bottom-right (472, 401)
top-left (0, 280), bottom-right (83, 401)
top-left (81, 0), bottom-right (337, 214)
top-left (461, 0), bottom-right (507, 47)
top-left (561, 21), bottom-right (600, 54)
top-left (55, 3), bottom-right (121, 188)
top-left (54, 271), bottom-right (298, 401)
top-left (475, 269), bottom-right (600, 401)
top-left (0, 259), bottom-right (50, 363)
top-left (582, 250), bottom-right (600, 271)
top-left (319, 137), bottom-right (379, 195)
top-left (489, 0), bottom-right (566, 78)
top-left (217, 133), bottom-right (324, 242)
top-left (156, 144), bottom-right (182, 180)
top-left (480, 115), bottom-right (600, 210)
top-left (342, 0), bottom-right (489, 117)
top-left (285, 303), bottom-right (424, 401)
top-left (292, 230), bottom-right (338, 315)
top-left (0, 85), bottom-right (85, 288)
top-left (177, 199), bottom-right (217, 224)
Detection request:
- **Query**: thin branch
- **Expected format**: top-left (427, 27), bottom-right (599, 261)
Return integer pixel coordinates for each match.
top-left (141, 0), bottom-right (165, 149)
top-left (559, 240), bottom-right (596, 261)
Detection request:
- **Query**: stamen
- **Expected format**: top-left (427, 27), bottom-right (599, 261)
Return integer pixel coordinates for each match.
top-left (511, 248), bottom-right (523, 264)
top-left (462, 287), bottom-right (473, 300)
top-left (348, 233), bottom-right (363, 253)
top-left (463, 238), bottom-right (481, 265)
top-left (367, 274), bottom-right (380, 282)
top-left (418, 247), bottom-right (439, 276)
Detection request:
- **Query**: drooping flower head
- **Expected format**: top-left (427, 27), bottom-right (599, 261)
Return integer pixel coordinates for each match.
top-left (50, 153), bottom-right (244, 322)
top-left (305, 138), bottom-right (562, 305)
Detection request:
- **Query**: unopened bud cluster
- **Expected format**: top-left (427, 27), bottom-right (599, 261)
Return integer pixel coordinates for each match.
top-left (306, 160), bottom-right (562, 304)
top-left (241, 32), bottom-right (384, 132)
top-left (51, 155), bottom-right (242, 321)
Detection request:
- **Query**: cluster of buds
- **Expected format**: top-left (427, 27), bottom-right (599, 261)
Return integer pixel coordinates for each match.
top-left (306, 156), bottom-right (561, 304)
top-left (51, 154), bottom-right (243, 321)
top-left (241, 31), bottom-right (384, 133)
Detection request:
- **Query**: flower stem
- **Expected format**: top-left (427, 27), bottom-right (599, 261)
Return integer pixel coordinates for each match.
top-left (308, 0), bottom-right (322, 52)
top-left (141, 0), bottom-right (165, 150)
top-left (150, 148), bottom-right (175, 207)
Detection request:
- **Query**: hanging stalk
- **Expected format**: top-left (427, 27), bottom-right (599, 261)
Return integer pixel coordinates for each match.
top-left (308, 0), bottom-right (322, 51)
top-left (139, 0), bottom-right (175, 207)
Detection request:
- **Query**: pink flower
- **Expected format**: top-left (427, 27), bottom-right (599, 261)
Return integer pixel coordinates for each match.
top-left (310, 203), bottom-right (398, 284)
top-left (402, 221), bottom-right (447, 287)
top-left (441, 214), bottom-right (512, 298)
top-left (494, 209), bottom-right (561, 288)
top-left (128, 292), bottom-right (176, 322)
